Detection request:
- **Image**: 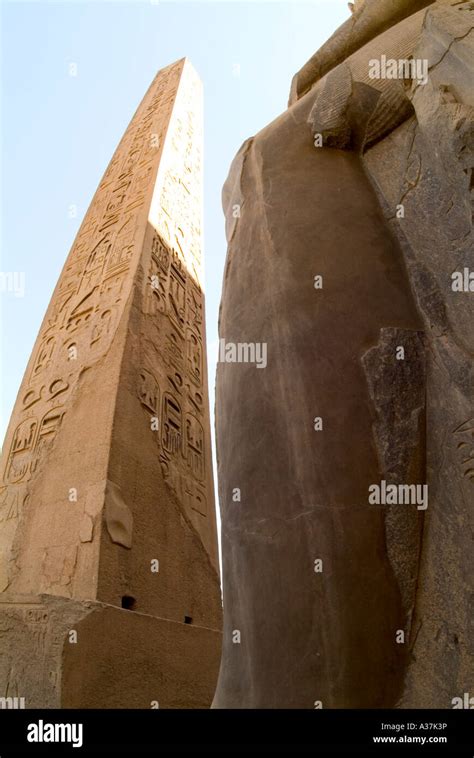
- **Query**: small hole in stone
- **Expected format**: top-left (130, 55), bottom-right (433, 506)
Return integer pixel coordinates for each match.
top-left (184, 615), bottom-right (192, 624)
top-left (122, 595), bottom-right (137, 610)
top-left (453, 634), bottom-right (459, 645)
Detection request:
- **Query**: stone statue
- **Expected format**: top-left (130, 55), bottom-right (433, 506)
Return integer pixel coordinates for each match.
top-left (214, 0), bottom-right (473, 708)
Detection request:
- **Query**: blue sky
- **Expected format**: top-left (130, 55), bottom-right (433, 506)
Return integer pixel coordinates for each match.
top-left (0, 0), bottom-right (348, 461)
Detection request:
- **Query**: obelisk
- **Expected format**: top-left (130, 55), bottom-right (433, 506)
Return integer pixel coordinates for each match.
top-left (0, 58), bottom-right (222, 708)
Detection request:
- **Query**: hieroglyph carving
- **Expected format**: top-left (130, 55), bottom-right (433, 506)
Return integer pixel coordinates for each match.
top-left (138, 63), bottom-right (209, 522)
top-left (1, 61), bottom-right (184, 556)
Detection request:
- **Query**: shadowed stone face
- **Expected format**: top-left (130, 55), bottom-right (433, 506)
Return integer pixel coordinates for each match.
top-left (214, 0), bottom-right (473, 709)
top-left (214, 92), bottom-right (423, 709)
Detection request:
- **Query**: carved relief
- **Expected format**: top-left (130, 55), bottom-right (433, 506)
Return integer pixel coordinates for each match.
top-left (161, 393), bottom-right (181, 455)
top-left (167, 371), bottom-right (184, 399)
top-left (4, 401), bottom-right (66, 486)
top-left (0, 61), bottom-right (212, 608)
top-left (184, 413), bottom-right (204, 481)
top-left (21, 60), bottom-right (182, 384)
top-left (31, 407), bottom-right (65, 474)
top-left (66, 290), bottom-right (96, 335)
top-left (21, 380), bottom-right (68, 415)
top-left (146, 257), bottom-right (167, 317)
top-left (157, 464), bottom-right (207, 521)
top-left (152, 235), bottom-right (171, 273)
top-left (186, 383), bottom-right (204, 417)
top-left (78, 236), bottom-right (112, 293)
top-left (32, 337), bottom-right (55, 379)
top-left (0, 487), bottom-right (28, 523)
top-left (182, 475), bottom-right (207, 518)
top-left (110, 241), bottom-right (133, 273)
top-left (99, 271), bottom-right (127, 303)
top-left (138, 370), bottom-right (160, 415)
top-left (21, 387), bottom-right (43, 411)
top-left (48, 379), bottom-right (69, 401)
top-left (154, 66), bottom-right (203, 287)
top-left (140, 64), bottom-right (210, 527)
top-left (5, 419), bottom-right (38, 483)
top-left (164, 330), bottom-right (185, 371)
top-left (186, 329), bottom-right (202, 387)
top-left (47, 628), bottom-right (64, 689)
top-left (186, 283), bottom-right (203, 331)
top-left (26, 608), bottom-right (50, 655)
top-left (168, 259), bottom-right (186, 332)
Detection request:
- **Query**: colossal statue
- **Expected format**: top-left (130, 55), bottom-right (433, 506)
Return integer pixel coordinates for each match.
top-left (214, 0), bottom-right (473, 708)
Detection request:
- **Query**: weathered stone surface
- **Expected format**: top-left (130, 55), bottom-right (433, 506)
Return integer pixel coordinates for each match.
top-left (289, 0), bottom-right (434, 104)
top-left (0, 59), bottom-right (222, 707)
top-left (0, 594), bottom-right (220, 708)
top-left (362, 0), bottom-right (474, 708)
top-left (307, 8), bottom-right (428, 150)
top-left (215, 0), bottom-right (473, 708)
top-left (214, 94), bottom-right (423, 710)
top-left (361, 328), bottom-right (425, 624)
